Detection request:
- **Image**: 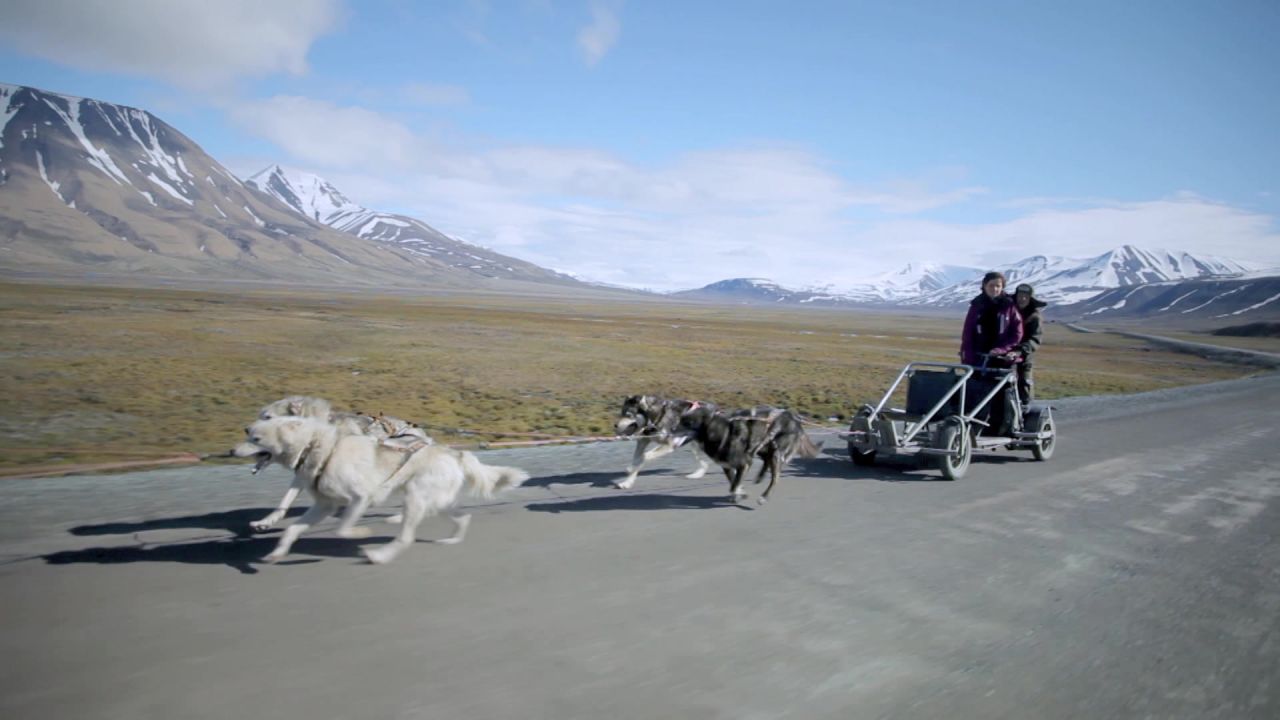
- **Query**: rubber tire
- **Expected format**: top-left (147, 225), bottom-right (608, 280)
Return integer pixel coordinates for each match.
top-left (848, 408), bottom-right (877, 466)
top-left (849, 446), bottom-right (877, 466)
top-left (1031, 413), bottom-right (1056, 461)
top-left (937, 418), bottom-right (971, 481)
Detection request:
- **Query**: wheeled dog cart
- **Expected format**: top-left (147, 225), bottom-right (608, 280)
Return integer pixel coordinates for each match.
top-left (845, 359), bottom-right (1056, 480)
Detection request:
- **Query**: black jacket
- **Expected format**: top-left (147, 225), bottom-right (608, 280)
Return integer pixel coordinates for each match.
top-left (1016, 296), bottom-right (1048, 364)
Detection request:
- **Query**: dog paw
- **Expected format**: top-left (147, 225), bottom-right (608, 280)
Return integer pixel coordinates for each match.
top-left (685, 469), bottom-right (707, 479)
top-left (336, 526), bottom-right (373, 540)
top-left (757, 496), bottom-right (768, 506)
top-left (262, 552), bottom-right (286, 564)
top-left (250, 516), bottom-right (279, 532)
top-left (435, 537), bottom-right (464, 545)
top-left (362, 547), bottom-right (395, 565)
top-left (614, 478), bottom-right (636, 489)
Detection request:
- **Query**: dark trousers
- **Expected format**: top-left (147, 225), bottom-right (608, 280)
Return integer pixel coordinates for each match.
top-left (1017, 363), bottom-right (1034, 404)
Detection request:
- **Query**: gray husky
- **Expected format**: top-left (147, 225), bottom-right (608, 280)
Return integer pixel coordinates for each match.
top-left (613, 395), bottom-right (716, 488)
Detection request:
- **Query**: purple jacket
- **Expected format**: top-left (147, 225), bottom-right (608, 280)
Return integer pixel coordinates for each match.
top-left (960, 293), bottom-right (1023, 365)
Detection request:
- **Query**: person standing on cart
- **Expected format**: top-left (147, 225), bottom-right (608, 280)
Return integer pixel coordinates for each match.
top-left (959, 271), bottom-right (1024, 435)
top-left (960, 271), bottom-right (1023, 367)
top-left (1012, 283), bottom-right (1046, 403)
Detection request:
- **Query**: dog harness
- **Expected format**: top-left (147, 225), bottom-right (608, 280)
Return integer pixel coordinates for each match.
top-left (291, 438), bottom-right (331, 491)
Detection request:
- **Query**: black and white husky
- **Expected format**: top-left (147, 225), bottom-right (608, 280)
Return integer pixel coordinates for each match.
top-left (692, 406), bottom-right (822, 504)
top-left (613, 395), bottom-right (716, 488)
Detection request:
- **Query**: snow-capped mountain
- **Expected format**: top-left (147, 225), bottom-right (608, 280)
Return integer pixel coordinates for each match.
top-left (0, 82), bottom-right (458, 284)
top-left (673, 264), bottom-right (983, 305)
top-left (908, 246), bottom-right (1258, 306)
top-left (814, 263), bottom-right (981, 302)
top-left (0, 83), bottom-right (591, 290)
top-left (245, 165), bottom-right (571, 283)
top-left (245, 164), bottom-right (361, 226)
top-left (681, 246), bottom-right (1262, 309)
top-left (1070, 275), bottom-right (1280, 322)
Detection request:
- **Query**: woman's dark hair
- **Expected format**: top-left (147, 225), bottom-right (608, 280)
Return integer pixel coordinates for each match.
top-left (982, 271), bottom-right (1006, 286)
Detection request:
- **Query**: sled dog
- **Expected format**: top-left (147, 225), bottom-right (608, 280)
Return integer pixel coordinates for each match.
top-left (249, 396), bottom-right (432, 532)
top-left (233, 416), bottom-right (528, 565)
top-left (692, 407), bottom-right (822, 504)
top-left (613, 395), bottom-right (716, 488)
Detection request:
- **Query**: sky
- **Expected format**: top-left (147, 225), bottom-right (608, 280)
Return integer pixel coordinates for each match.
top-left (1, 0), bottom-right (1278, 291)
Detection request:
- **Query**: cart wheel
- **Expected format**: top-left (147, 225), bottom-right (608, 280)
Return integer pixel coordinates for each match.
top-left (849, 446), bottom-right (877, 466)
top-left (847, 408), bottom-right (877, 466)
top-left (1031, 413), bottom-right (1056, 461)
top-left (937, 417), bottom-right (970, 481)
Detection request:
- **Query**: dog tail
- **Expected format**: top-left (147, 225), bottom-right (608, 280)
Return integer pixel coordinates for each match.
top-left (459, 451), bottom-right (530, 499)
top-left (780, 411), bottom-right (823, 460)
top-left (795, 430), bottom-right (823, 459)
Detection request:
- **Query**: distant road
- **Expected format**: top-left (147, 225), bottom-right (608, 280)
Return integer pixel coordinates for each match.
top-left (1109, 330), bottom-right (1280, 368)
top-left (2, 373), bottom-right (1279, 719)
top-left (1064, 323), bottom-right (1280, 368)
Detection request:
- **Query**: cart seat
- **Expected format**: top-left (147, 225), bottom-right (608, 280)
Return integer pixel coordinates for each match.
top-left (905, 369), bottom-right (964, 419)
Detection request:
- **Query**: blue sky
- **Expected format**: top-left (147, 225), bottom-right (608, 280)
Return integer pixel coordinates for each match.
top-left (2, 0), bottom-right (1278, 290)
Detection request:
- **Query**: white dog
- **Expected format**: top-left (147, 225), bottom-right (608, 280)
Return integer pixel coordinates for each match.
top-left (233, 416), bottom-right (527, 565)
top-left (249, 396), bottom-right (432, 532)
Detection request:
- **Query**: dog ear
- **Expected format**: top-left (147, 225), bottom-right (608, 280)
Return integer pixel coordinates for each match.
top-left (288, 399), bottom-right (303, 415)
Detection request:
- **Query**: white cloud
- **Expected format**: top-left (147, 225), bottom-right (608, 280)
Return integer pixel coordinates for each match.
top-left (229, 96), bottom-right (421, 170)
top-left (980, 194), bottom-right (1280, 264)
top-left (232, 97), bottom-right (1280, 291)
top-left (577, 1), bottom-right (622, 66)
top-left (0, 0), bottom-right (342, 89)
top-left (400, 82), bottom-right (471, 107)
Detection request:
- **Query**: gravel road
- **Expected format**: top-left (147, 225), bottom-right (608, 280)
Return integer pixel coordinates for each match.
top-left (1, 372), bottom-right (1278, 720)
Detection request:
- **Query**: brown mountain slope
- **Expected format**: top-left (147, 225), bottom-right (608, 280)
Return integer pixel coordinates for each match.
top-left (0, 83), bottom-right (564, 289)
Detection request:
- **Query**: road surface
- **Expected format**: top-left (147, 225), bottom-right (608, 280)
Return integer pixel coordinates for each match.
top-left (2, 373), bottom-right (1278, 719)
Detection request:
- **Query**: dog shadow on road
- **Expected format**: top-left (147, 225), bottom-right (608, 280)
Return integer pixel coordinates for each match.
top-left (789, 453), bottom-right (952, 483)
top-left (43, 534), bottom-right (385, 575)
top-left (522, 469), bottom-right (669, 489)
top-left (526, 492), bottom-right (753, 514)
top-left (67, 507), bottom-right (309, 539)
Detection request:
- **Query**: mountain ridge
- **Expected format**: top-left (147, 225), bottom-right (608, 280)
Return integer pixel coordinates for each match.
top-left (244, 164), bottom-right (575, 284)
top-left (680, 244), bottom-right (1261, 308)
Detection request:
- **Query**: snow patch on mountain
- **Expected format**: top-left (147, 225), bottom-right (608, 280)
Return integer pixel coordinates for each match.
top-left (817, 262), bottom-right (981, 302)
top-left (1, 84), bottom-right (20, 153)
top-left (246, 164), bottom-right (362, 226)
top-left (245, 164), bottom-right (576, 282)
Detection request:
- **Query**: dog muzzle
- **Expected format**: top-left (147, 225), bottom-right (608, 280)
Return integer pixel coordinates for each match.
top-left (231, 441), bottom-right (273, 474)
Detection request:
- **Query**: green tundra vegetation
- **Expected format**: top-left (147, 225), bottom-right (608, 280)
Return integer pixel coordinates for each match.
top-left (0, 281), bottom-right (1265, 472)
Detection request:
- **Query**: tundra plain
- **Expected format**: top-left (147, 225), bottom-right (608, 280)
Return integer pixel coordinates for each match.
top-left (0, 280), bottom-right (1267, 472)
